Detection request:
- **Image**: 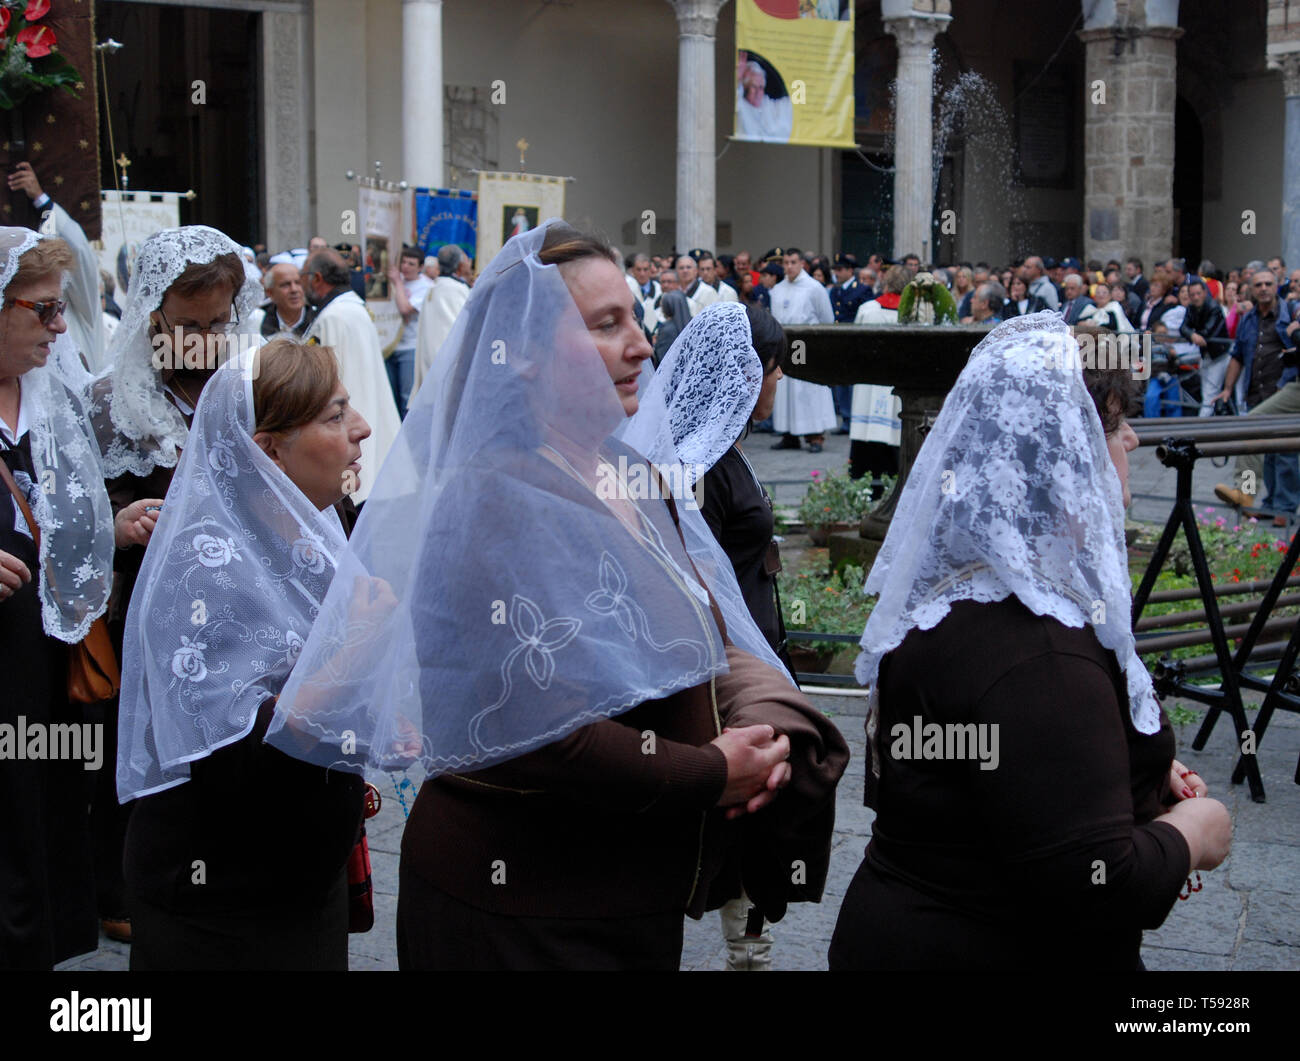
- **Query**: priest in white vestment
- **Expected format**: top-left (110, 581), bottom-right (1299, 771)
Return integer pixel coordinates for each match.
top-left (848, 265), bottom-right (908, 491)
top-left (412, 244), bottom-right (473, 397)
top-left (301, 250), bottom-right (401, 504)
top-left (770, 251), bottom-right (837, 452)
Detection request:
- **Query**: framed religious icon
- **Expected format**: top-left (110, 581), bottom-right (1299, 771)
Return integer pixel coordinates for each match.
top-left (476, 171), bottom-right (566, 265)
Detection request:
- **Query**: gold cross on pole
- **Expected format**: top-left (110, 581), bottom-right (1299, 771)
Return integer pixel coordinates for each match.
top-left (516, 138), bottom-right (529, 171)
top-left (115, 152), bottom-right (131, 191)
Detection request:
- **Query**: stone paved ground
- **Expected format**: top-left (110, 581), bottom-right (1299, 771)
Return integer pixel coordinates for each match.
top-left (58, 433), bottom-right (1299, 972)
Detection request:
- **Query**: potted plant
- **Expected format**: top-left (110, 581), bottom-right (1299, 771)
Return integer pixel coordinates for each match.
top-left (797, 467), bottom-right (879, 546)
top-left (779, 562), bottom-right (872, 673)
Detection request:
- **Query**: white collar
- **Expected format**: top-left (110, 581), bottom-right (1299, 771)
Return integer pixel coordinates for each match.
top-left (277, 306), bottom-right (305, 329)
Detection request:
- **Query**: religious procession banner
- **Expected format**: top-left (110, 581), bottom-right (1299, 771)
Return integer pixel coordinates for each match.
top-left (98, 191), bottom-right (182, 294)
top-left (475, 171), bottom-right (565, 267)
top-left (0, 0), bottom-right (101, 237)
top-left (414, 187), bottom-right (477, 262)
top-left (733, 0), bottom-right (855, 149)
top-left (358, 182), bottom-right (405, 354)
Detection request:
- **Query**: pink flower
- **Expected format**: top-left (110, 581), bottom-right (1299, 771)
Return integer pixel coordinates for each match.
top-left (24, 0), bottom-right (50, 21)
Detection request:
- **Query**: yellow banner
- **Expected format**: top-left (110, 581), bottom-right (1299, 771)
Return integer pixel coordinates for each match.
top-left (734, 0), bottom-right (855, 149)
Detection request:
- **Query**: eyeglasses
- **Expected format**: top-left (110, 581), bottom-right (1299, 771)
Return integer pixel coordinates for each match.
top-left (7, 297), bottom-right (66, 325)
top-left (156, 303), bottom-right (241, 335)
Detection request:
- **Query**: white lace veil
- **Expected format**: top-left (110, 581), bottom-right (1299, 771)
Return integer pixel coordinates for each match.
top-left (617, 300), bottom-right (791, 680)
top-left (116, 353), bottom-right (347, 802)
top-left (95, 225), bottom-right (262, 479)
top-left (856, 311), bottom-right (1162, 746)
top-left (619, 300), bottom-right (763, 494)
top-left (0, 227), bottom-right (114, 643)
top-left (267, 219), bottom-right (784, 777)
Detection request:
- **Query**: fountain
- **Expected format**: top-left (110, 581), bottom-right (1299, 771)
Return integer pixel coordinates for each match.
top-left (781, 320), bottom-right (992, 548)
top-left (782, 67), bottom-right (1028, 562)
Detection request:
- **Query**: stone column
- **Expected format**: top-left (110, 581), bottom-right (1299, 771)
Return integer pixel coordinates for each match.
top-left (402, 0), bottom-right (445, 189)
top-left (883, 13), bottom-right (949, 262)
top-left (667, 0), bottom-right (726, 252)
top-left (1276, 54), bottom-right (1300, 275)
top-left (1078, 17), bottom-right (1183, 271)
top-left (262, 8), bottom-right (312, 254)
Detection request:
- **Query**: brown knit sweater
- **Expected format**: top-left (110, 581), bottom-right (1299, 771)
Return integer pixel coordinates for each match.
top-left (401, 646), bottom-right (849, 921)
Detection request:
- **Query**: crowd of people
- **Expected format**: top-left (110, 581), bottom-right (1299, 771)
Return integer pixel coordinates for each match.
top-left (623, 246), bottom-right (1300, 524)
top-left (0, 182), bottom-right (1241, 971)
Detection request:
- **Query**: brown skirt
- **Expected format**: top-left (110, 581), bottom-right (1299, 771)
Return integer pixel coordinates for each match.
top-left (396, 864), bottom-right (684, 971)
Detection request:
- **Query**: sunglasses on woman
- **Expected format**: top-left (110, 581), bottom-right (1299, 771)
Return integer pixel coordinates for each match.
top-left (7, 297), bottom-right (67, 325)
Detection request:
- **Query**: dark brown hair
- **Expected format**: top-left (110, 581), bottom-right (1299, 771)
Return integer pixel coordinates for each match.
top-left (1082, 365), bottom-right (1136, 434)
top-left (10, 237), bottom-right (75, 290)
top-left (167, 252), bottom-right (245, 303)
top-left (538, 223), bottom-right (619, 269)
top-left (252, 338), bottom-right (340, 436)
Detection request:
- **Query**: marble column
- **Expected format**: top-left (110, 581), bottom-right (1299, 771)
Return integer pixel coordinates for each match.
top-left (1078, 22), bottom-right (1182, 271)
top-left (402, 0), bottom-right (444, 189)
top-left (667, 0), bottom-right (726, 252)
top-left (883, 13), bottom-right (949, 263)
top-left (1277, 54), bottom-right (1300, 278)
top-left (261, 8), bottom-right (311, 254)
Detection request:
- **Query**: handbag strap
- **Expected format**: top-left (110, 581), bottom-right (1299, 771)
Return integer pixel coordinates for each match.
top-left (0, 452), bottom-right (40, 552)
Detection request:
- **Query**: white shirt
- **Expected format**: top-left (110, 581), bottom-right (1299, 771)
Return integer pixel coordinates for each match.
top-left (396, 273), bottom-right (434, 350)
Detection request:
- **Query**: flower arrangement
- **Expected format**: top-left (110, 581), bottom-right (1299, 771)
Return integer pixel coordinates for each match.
top-left (0, 1), bottom-right (81, 111)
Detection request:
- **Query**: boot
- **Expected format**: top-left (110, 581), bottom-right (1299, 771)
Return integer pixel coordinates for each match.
top-left (1214, 484), bottom-right (1255, 509)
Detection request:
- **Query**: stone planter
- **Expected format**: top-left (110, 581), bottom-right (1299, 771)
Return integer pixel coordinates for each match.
top-left (788, 646), bottom-right (835, 673)
top-left (808, 521), bottom-right (858, 547)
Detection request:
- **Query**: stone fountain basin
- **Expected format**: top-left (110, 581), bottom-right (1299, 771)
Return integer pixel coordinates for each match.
top-left (779, 323), bottom-right (995, 389)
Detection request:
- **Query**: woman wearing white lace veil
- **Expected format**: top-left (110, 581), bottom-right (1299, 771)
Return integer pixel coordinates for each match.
top-left (87, 225), bottom-right (261, 943)
top-left (116, 339), bottom-right (371, 969)
top-left (621, 299), bottom-right (846, 970)
top-left (828, 312), bottom-right (1232, 970)
top-left (0, 228), bottom-right (116, 968)
top-left (271, 220), bottom-right (842, 969)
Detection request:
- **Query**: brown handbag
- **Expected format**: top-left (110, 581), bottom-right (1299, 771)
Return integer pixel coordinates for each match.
top-left (0, 455), bottom-right (121, 703)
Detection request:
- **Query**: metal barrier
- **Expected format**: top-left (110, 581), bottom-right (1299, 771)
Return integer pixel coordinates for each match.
top-left (1132, 418), bottom-right (1300, 799)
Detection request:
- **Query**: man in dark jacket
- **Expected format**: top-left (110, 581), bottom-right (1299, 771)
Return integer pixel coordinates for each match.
top-left (1059, 273), bottom-right (1095, 325)
top-left (1213, 270), bottom-right (1299, 522)
top-left (1179, 276), bottom-right (1230, 411)
top-left (829, 254), bottom-right (870, 322)
top-left (260, 262), bottom-right (315, 339)
top-left (1125, 256), bottom-right (1149, 302)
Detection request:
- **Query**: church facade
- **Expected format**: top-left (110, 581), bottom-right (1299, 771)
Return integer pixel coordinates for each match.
top-left (97, 0), bottom-right (1295, 270)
